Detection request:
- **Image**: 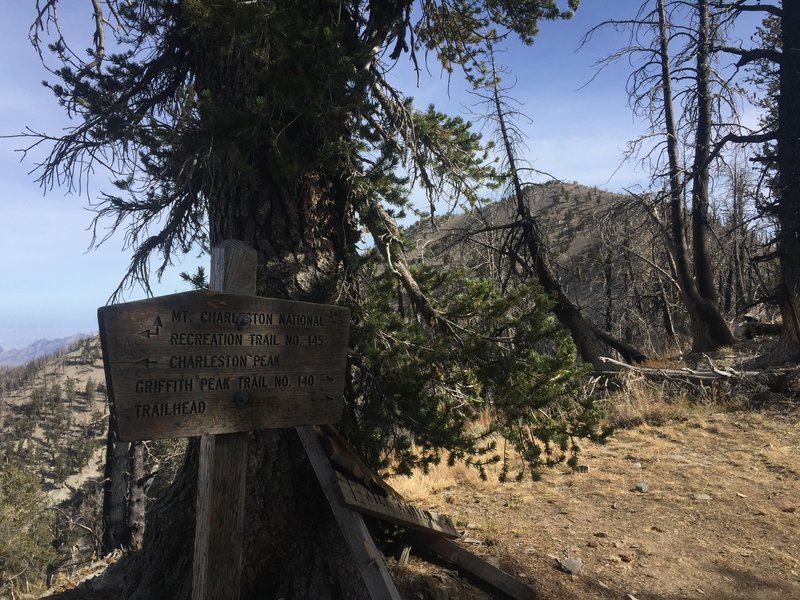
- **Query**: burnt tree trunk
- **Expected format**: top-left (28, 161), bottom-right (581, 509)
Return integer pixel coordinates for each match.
top-left (488, 47), bottom-right (646, 368)
top-left (774, 2), bottom-right (800, 362)
top-left (657, 0), bottom-right (734, 352)
top-left (691, 0), bottom-right (726, 313)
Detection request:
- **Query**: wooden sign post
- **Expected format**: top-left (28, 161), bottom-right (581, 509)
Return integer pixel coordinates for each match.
top-left (193, 240), bottom-right (254, 600)
top-left (98, 240), bottom-right (351, 600)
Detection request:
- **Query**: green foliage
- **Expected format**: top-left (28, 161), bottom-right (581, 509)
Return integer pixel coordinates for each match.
top-left (65, 377), bottom-right (77, 404)
top-left (179, 266), bottom-right (209, 290)
top-left (30, 0), bottom-right (607, 485)
top-left (0, 466), bottom-right (55, 592)
top-left (49, 383), bottom-right (62, 404)
top-left (416, 0), bottom-right (578, 71)
top-left (345, 258), bottom-right (605, 479)
top-left (30, 0), bottom-right (583, 296)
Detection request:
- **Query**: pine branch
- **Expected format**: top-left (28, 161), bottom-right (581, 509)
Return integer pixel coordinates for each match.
top-left (360, 199), bottom-right (459, 337)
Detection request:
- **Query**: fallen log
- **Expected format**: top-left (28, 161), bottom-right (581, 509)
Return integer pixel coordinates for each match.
top-left (598, 356), bottom-right (761, 383)
top-left (598, 357), bottom-right (800, 394)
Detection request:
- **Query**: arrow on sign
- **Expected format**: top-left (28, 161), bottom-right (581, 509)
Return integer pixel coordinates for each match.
top-left (137, 326), bottom-right (160, 339)
top-left (135, 358), bottom-right (159, 368)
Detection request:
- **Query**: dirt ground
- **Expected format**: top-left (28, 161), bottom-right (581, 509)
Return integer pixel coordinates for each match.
top-left (389, 396), bottom-right (800, 600)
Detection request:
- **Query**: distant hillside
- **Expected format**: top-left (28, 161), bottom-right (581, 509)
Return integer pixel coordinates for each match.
top-left (404, 181), bottom-right (680, 354)
top-left (0, 334), bottom-right (90, 366)
top-left (0, 337), bottom-right (109, 591)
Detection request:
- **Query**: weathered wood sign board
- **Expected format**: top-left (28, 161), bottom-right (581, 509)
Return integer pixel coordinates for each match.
top-left (98, 291), bottom-right (350, 440)
top-left (332, 470), bottom-right (459, 538)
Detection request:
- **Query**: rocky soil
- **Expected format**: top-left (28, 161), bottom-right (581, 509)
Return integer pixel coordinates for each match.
top-left (390, 393), bottom-right (800, 599)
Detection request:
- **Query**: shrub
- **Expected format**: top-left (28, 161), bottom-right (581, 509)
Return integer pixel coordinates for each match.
top-left (0, 465), bottom-right (55, 594)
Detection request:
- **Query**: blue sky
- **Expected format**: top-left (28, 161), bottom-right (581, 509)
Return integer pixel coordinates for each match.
top-left (0, 1), bottom-right (759, 349)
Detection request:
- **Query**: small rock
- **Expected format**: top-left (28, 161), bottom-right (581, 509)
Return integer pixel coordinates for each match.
top-left (633, 462), bottom-right (643, 469)
top-left (781, 506), bottom-right (797, 513)
top-left (651, 526), bottom-right (665, 533)
top-left (587, 540), bottom-right (598, 548)
top-left (461, 537), bottom-right (483, 545)
top-left (486, 556), bottom-right (501, 568)
top-left (736, 492), bottom-right (747, 498)
top-left (625, 594), bottom-right (639, 600)
top-left (594, 531), bottom-right (609, 538)
top-left (612, 501), bottom-right (619, 510)
top-left (557, 557), bottom-right (583, 575)
top-left (619, 552), bottom-right (634, 563)
top-left (694, 493), bottom-right (712, 501)
top-left (466, 522), bottom-right (479, 530)
top-left (574, 464), bottom-right (590, 473)
top-left (635, 482), bottom-right (649, 493)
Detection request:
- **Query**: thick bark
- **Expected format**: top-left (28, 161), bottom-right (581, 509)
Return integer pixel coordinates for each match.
top-left (112, 4), bottom-right (371, 595)
top-left (774, 2), bottom-right (800, 362)
top-left (136, 185), bottom-right (363, 596)
top-left (123, 441), bottom-right (199, 600)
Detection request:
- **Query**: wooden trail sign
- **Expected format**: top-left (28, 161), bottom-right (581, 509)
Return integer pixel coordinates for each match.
top-left (98, 289), bottom-right (350, 440)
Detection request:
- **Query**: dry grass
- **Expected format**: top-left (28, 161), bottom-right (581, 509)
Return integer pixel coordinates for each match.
top-left (386, 364), bottom-right (800, 600)
top-left (388, 442), bottom-right (506, 504)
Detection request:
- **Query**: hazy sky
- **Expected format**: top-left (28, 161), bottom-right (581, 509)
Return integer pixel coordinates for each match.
top-left (0, 1), bottom-right (758, 349)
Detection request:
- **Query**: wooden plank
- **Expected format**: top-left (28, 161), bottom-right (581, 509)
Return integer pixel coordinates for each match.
top-left (192, 240), bottom-right (254, 600)
top-left (333, 471), bottom-right (459, 538)
top-left (97, 288), bottom-right (350, 440)
top-left (297, 426), bottom-right (402, 600)
top-left (320, 425), bottom-right (406, 501)
top-left (192, 431), bottom-right (249, 600)
top-left (315, 428), bottom-right (457, 537)
top-left (413, 534), bottom-right (536, 600)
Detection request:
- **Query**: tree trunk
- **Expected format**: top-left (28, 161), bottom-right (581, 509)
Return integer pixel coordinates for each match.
top-left (691, 0), bottom-right (722, 308)
top-left (127, 441), bottom-right (145, 551)
top-left (774, 2), bottom-right (800, 361)
top-left (102, 417), bottom-right (130, 551)
top-left (488, 47), bottom-right (646, 368)
top-left (657, 0), bottom-right (734, 352)
top-left (112, 5), bottom-right (370, 596)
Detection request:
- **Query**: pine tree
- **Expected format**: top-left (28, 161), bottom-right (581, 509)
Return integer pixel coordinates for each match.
top-left (27, 1), bottom-right (603, 596)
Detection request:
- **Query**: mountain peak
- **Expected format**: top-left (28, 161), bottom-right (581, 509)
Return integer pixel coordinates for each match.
top-left (0, 334), bottom-right (89, 367)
